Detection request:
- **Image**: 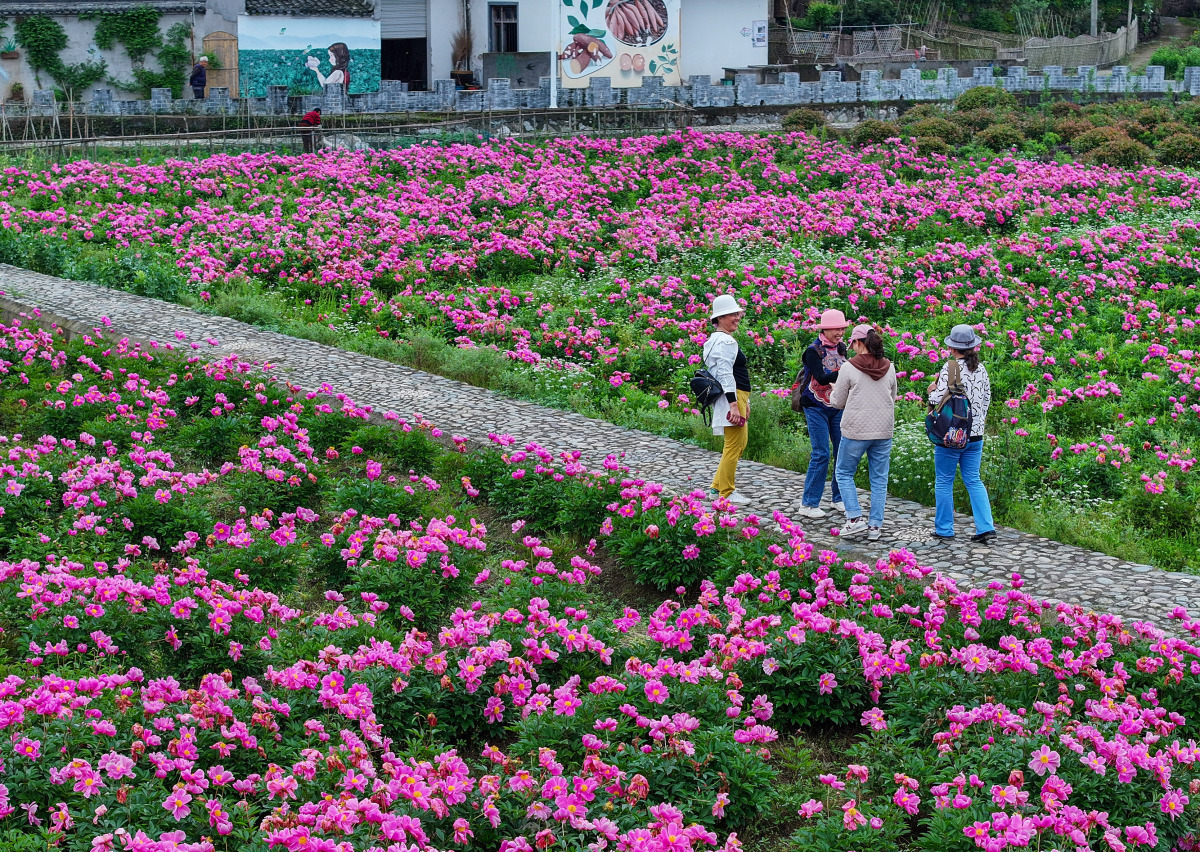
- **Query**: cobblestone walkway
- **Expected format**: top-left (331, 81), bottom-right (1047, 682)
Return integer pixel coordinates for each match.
top-left (2, 265), bottom-right (1198, 627)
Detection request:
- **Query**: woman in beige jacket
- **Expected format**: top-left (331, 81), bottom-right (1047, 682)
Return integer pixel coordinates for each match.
top-left (829, 325), bottom-right (898, 540)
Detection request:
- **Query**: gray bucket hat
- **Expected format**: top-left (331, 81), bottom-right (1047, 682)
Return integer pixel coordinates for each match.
top-left (945, 324), bottom-right (982, 350)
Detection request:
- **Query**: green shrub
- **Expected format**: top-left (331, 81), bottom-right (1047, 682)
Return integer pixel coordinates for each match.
top-left (951, 107), bottom-right (998, 132)
top-left (906, 117), bottom-right (965, 144)
top-left (848, 119), bottom-right (900, 145)
top-left (209, 291), bottom-right (284, 328)
top-left (914, 135), bottom-right (951, 156)
top-left (1072, 125), bottom-right (1129, 153)
top-left (973, 124), bottom-right (1025, 151)
top-left (781, 107), bottom-right (828, 132)
top-left (1048, 100), bottom-right (1082, 118)
top-left (1087, 137), bottom-right (1152, 168)
top-left (1148, 45), bottom-right (1200, 79)
top-left (898, 103), bottom-right (950, 125)
top-left (1157, 132), bottom-right (1200, 168)
top-left (954, 85), bottom-right (1017, 111)
top-left (1151, 121), bottom-right (1193, 142)
top-left (608, 505), bottom-right (725, 591)
top-left (1135, 104), bottom-right (1170, 127)
top-left (1053, 117), bottom-right (1092, 141)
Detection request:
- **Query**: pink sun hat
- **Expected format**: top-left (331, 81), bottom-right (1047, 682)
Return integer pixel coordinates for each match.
top-left (816, 309), bottom-right (850, 330)
top-left (848, 323), bottom-right (873, 343)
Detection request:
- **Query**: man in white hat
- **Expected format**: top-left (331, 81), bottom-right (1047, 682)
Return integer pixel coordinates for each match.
top-left (704, 294), bottom-right (751, 504)
top-left (190, 56), bottom-right (209, 100)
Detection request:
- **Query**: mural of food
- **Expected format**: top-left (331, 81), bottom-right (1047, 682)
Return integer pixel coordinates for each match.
top-left (605, 0), bottom-right (668, 46)
top-left (559, 0), bottom-right (678, 88)
top-left (561, 33), bottom-right (613, 75)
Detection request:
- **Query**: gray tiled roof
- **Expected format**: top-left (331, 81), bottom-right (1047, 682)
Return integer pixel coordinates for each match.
top-left (244, 0), bottom-right (375, 16)
top-left (2, 0), bottom-right (203, 12)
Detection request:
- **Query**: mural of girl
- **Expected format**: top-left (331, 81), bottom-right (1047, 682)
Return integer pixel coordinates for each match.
top-left (304, 42), bottom-right (350, 91)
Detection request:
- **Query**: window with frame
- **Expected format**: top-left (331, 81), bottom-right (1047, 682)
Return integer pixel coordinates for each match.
top-left (490, 3), bottom-right (518, 53)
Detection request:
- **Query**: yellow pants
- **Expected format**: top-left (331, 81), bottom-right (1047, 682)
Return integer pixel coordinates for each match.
top-left (712, 390), bottom-right (749, 497)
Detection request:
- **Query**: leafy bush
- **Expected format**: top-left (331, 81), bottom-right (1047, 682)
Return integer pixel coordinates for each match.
top-left (1071, 125), bottom-right (1129, 153)
top-left (1148, 45), bottom-right (1200, 79)
top-left (914, 135), bottom-right (951, 156)
top-left (1047, 100), bottom-right (1082, 117)
top-left (953, 85), bottom-right (1017, 111)
top-left (950, 107), bottom-right (998, 132)
top-left (973, 123), bottom-right (1025, 151)
top-left (1157, 131), bottom-right (1200, 167)
top-left (898, 104), bottom-right (950, 125)
top-left (1087, 137), bottom-right (1152, 168)
top-left (849, 119), bottom-right (900, 145)
top-left (782, 108), bottom-right (829, 132)
top-left (1053, 116), bottom-right (1093, 141)
top-left (906, 117), bottom-right (965, 145)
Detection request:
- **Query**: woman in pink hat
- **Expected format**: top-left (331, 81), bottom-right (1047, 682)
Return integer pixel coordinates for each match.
top-left (793, 308), bottom-right (849, 519)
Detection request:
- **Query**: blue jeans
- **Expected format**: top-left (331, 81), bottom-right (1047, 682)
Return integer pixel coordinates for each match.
top-left (802, 406), bottom-right (842, 507)
top-left (934, 440), bottom-right (995, 537)
top-left (835, 438), bottom-right (892, 527)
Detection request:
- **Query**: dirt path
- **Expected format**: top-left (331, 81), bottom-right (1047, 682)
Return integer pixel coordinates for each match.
top-left (1123, 15), bottom-right (1194, 70)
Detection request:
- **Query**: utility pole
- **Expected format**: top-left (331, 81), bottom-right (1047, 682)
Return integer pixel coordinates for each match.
top-left (550, 0), bottom-right (559, 109)
top-left (1091, 0), bottom-right (1098, 37)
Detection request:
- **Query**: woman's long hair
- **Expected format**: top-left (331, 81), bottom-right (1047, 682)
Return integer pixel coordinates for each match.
top-left (328, 42), bottom-right (350, 78)
top-left (952, 347), bottom-right (980, 371)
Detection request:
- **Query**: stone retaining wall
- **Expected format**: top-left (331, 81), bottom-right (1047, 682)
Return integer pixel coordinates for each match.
top-left (10, 63), bottom-right (1200, 119)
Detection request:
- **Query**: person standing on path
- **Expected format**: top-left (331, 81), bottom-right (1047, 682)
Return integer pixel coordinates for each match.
top-left (189, 56), bottom-right (208, 100)
top-left (795, 309), bottom-right (849, 519)
top-left (299, 107), bottom-right (323, 154)
top-left (927, 324), bottom-right (997, 544)
top-left (830, 324), bottom-right (898, 540)
top-left (704, 294), bottom-right (751, 504)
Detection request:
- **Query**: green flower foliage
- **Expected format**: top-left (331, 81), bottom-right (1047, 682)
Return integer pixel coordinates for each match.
top-left (92, 6), bottom-right (163, 64)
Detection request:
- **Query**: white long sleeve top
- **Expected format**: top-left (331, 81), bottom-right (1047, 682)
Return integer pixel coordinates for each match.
top-left (703, 331), bottom-right (741, 435)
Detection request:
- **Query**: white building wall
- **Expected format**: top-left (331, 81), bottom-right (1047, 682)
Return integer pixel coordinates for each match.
top-left (679, 0), bottom-right (768, 80)
top-left (426, 0), bottom-right (767, 88)
top-left (429, 0), bottom-right (553, 85)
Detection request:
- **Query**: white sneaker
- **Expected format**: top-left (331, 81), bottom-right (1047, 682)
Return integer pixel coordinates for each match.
top-left (796, 505), bottom-right (826, 519)
top-left (725, 490), bottom-right (750, 504)
top-left (840, 518), bottom-right (869, 538)
top-left (867, 526), bottom-right (882, 541)
top-left (832, 500), bottom-right (846, 512)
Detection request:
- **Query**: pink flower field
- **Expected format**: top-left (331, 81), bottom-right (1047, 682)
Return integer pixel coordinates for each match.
top-left (0, 130), bottom-right (1198, 566)
top-left (0, 307), bottom-right (1193, 851)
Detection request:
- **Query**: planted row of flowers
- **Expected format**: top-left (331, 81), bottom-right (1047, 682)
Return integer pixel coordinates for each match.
top-left (1, 132), bottom-right (1198, 566)
top-left (0, 317), bottom-right (1193, 851)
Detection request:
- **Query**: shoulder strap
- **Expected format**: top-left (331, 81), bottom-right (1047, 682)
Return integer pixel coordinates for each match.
top-left (947, 358), bottom-right (964, 395)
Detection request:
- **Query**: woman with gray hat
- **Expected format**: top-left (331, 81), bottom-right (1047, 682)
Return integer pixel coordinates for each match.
top-left (927, 324), bottom-right (996, 544)
top-left (704, 294), bottom-right (750, 504)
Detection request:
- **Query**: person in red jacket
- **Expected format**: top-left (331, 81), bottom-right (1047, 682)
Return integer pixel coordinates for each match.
top-left (298, 107), bottom-right (322, 154)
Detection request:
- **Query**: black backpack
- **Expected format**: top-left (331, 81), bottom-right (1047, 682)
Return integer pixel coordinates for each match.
top-left (690, 336), bottom-right (727, 427)
top-left (925, 359), bottom-right (973, 449)
top-left (690, 367), bottom-right (725, 426)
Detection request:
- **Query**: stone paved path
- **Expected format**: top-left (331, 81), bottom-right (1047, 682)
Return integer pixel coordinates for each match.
top-left (2, 265), bottom-right (1198, 627)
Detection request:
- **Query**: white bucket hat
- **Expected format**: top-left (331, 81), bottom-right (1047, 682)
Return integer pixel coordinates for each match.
top-left (710, 294), bottom-right (742, 321)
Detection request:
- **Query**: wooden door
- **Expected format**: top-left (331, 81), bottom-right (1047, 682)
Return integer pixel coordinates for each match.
top-left (202, 31), bottom-right (239, 95)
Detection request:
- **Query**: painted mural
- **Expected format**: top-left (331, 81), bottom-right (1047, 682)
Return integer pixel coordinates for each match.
top-left (237, 16), bottom-right (381, 98)
top-left (560, 0), bottom-right (681, 88)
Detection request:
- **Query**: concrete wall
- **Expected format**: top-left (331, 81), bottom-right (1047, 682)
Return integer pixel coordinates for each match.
top-left (26, 62), bottom-right (1190, 121)
top-left (680, 0), bottom-right (769, 81)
